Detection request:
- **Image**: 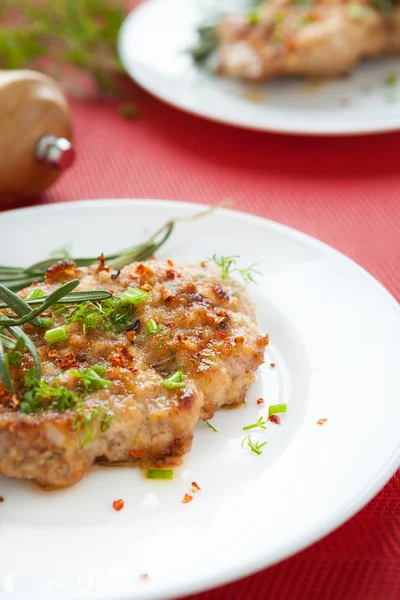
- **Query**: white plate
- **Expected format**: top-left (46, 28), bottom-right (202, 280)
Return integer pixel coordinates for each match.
top-left (118, 0), bottom-right (400, 135)
top-left (0, 199), bottom-right (399, 600)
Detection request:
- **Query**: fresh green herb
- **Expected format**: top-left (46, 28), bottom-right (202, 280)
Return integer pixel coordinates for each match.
top-left (385, 73), bottom-right (398, 87)
top-left (100, 412), bottom-right (116, 432)
top-left (0, 336), bottom-right (13, 391)
top-left (209, 254), bottom-right (260, 284)
top-left (241, 435), bottom-right (268, 455)
top-left (206, 421), bottom-right (218, 432)
top-left (44, 326), bottom-right (68, 344)
top-left (0, 280), bottom-right (79, 327)
top-left (145, 319), bottom-right (163, 336)
top-left (50, 247), bottom-right (72, 260)
top-left (242, 416), bottom-right (268, 431)
top-left (347, 3), bottom-right (364, 20)
top-left (73, 401), bottom-right (104, 448)
top-left (248, 10), bottom-right (260, 24)
top-left (268, 403), bottom-right (287, 416)
top-left (26, 289), bottom-right (45, 301)
top-left (23, 367), bottom-right (36, 390)
top-left (120, 103), bottom-right (139, 119)
top-left (145, 469), bottom-right (174, 480)
top-left (70, 366), bottom-right (113, 393)
top-left (66, 301), bottom-right (103, 333)
top-left (189, 24), bottom-right (218, 62)
top-left (163, 370), bottom-right (187, 390)
top-left (21, 379), bottom-right (77, 414)
top-left (0, 0), bottom-right (126, 98)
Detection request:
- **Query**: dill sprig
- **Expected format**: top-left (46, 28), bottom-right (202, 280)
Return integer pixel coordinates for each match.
top-left (209, 254), bottom-right (260, 284)
top-left (241, 435), bottom-right (267, 455)
top-left (242, 416), bottom-right (268, 431)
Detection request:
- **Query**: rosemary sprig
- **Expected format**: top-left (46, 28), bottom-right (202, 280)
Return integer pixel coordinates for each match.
top-left (0, 204), bottom-right (222, 292)
top-left (0, 280), bottom-right (80, 327)
top-left (0, 290), bottom-right (112, 310)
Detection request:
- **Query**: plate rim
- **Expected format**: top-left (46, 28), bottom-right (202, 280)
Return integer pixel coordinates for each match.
top-left (1, 198), bottom-right (400, 600)
top-left (118, 0), bottom-right (400, 137)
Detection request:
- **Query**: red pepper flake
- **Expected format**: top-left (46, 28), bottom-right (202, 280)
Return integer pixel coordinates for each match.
top-left (167, 259), bottom-right (174, 267)
top-left (126, 331), bottom-right (136, 343)
top-left (140, 573), bottom-right (149, 581)
top-left (60, 352), bottom-right (78, 369)
top-left (269, 414), bottom-right (281, 425)
top-left (165, 269), bottom-right (176, 280)
top-left (135, 263), bottom-right (146, 277)
top-left (129, 450), bottom-right (145, 458)
top-left (96, 253), bottom-right (107, 272)
top-left (0, 496), bottom-right (4, 503)
top-left (182, 494), bottom-right (193, 504)
top-left (256, 398), bottom-right (264, 405)
top-left (216, 332), bottom-right (230, 340)
top-left (47, 349), bottom-right (59, 359)
top-left (110, 353), bottom-right (122, 367)
top-left (128, 367), bottom-right (138, 374)
top-left (200, 261), bottom-right (207, 268)
top-left (141, 284), bottom-right (152, 292)
top-left (317, 418), bottom-right (328, 426)
top-left (164, 322), bottom-right (175, 328)
top-left (191, 481), bottom-right (201, 493)
top-left (270, 363), bottom-right (276, 368)
top-left (112, 499), bottom-right (124, 511)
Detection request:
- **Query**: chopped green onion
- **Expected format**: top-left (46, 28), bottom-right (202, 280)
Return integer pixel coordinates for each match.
top-left (268, 403), bottom-right (287, 417)
top-left (162, 370), bottom-right (187, 390)
top-left (38, 317), bottom-right (55, 329)
top-left (26, 289), bottom-right (45, 301)
top-left (44, 326), bottom-right (67, 344)
top-left (118, 288), bottom-right (150, 307)
top-left (146, 319), bottom-right (158, 335)
top-left (145, 319), bottom-right (163, 335)
top-left (145, 469), bottom-right (174, 480)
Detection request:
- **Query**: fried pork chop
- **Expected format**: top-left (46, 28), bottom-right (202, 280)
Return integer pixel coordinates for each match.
top-left (0, 259), bottom-right (267, 488)
top-left (214, 0), bottom-right (400, 80)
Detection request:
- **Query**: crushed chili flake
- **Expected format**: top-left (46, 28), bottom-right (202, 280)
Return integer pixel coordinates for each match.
top-left (216, 332), bottom-right (230, 340)
top-left (182, 494), bottom-right (193, 504)
top-left (96, 253), bottom-right (107, 272)
top-left (140, 573), bottom-right (149, 581)
top-left (165, 269), bottom-right (176, 280)
top-left (112, 499), bottom-right (124, 511)
top-left (167, 259), bottom-right (174, 267)
top-left (270, 363), bottom-right (276, 368)
top-left (128, 367), bottom-right (138, 374)
top-left (317, 418), bottom-right (328, 426)
top-left (269, 414), bottom-right (281, 425)
top-left (164, 322), bottom-right (175, 328)
top-left (47, 349), bottom-right (59, 359)
top-left (0, 496), bottom-right (4, 503)
top-left (110, 353), bottom-right (122, 367)
top-left (191, 481), bottom-right (201, 492)
top-left (60, 352), bottom-right (78, 369)
top-left (141, 284), bottom-right (152, 292)
top-left (129, 450), bottom-right (145, 458)
top-left (200, 261), bottom-right (207, 268)
top-left (111, 269), bottom-right (121, 280)
top-left (256, 398), bottom-right (264, 405)
top-left (135, 263), bottom-right (146, 276)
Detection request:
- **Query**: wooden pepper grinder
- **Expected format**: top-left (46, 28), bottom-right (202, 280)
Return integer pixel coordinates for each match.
top-left (0, 69), bottom-right (74, 201)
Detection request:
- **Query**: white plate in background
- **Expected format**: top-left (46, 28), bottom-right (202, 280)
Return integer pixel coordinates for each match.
top-left (0, 199), bottom-right (399, 600)
top-left (118, 0), bottom-right (400, 135)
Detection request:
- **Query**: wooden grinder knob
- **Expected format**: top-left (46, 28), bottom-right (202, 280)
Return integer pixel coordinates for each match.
top-left (0, 70), bottom-right (74, 201)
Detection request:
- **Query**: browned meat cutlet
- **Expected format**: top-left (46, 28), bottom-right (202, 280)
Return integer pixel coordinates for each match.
top-left (0, 259), bottom-right (268, 488)
top-left (215, 0), bottom-right (400, 80)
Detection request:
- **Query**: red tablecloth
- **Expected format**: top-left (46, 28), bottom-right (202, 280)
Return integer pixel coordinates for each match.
top-left (5, 86), bottom-right (400, 599)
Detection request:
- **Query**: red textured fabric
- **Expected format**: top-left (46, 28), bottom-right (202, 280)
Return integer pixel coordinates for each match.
top-left (2, 83), bottom-right (400, 599)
